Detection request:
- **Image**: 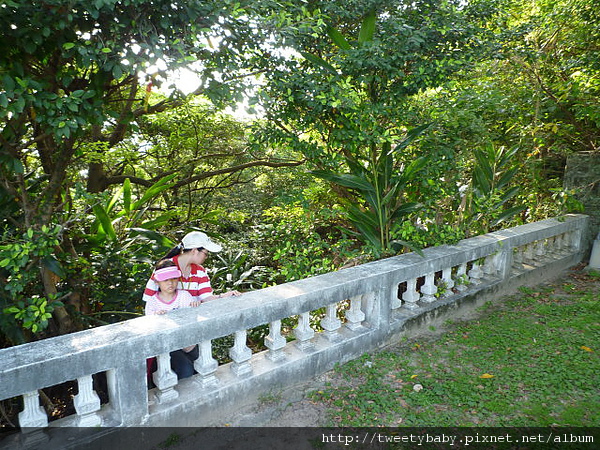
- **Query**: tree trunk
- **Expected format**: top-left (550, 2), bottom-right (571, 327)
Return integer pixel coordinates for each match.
top-left (87, 161), bottom-right (108, 193)
top-left (40, 264), bottom-right (76, 335)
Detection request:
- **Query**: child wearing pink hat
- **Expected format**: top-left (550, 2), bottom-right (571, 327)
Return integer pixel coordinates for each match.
top-left (145, 260), bottom-right (201, 380)
top-left (144, 260), bottom-right (200, 315)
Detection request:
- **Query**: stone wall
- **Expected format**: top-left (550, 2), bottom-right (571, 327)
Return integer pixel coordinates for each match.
top-left (564, 153), bottom-right (600, 243)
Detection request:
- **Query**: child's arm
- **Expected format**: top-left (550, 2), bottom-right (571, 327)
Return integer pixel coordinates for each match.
top-left (179, 290), bottom-right (202, 307)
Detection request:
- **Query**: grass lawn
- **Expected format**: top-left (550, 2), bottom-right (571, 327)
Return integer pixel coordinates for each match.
top-left (310, 268), bottom-right (600, 427)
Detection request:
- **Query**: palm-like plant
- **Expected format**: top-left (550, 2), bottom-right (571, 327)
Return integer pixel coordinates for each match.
top-left (312, 126), bottom-right (430, 254)
top-left (460, 143), bottom-right (525, 235)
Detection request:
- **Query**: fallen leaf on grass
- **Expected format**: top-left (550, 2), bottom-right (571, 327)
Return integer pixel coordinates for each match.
top-left (480, 373), bottom-right (494, 379)
top-left (580, 346), bottom-right (593, 352)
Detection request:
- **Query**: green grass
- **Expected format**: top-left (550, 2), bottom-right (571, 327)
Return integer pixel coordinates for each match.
top-left (310, 269), bottom-right (600, 427)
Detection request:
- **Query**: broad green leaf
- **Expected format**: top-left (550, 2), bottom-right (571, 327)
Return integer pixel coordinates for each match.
top-left (473, 166), bottom-right (492, 195)
top-left (358, 10), bottom-right (377, 44)
top-left (311, 170), bottom-right (375, 193)
top-left (139, 211), bottom-right (178, 230)
top-left (390, 202), bottom-right (421, 221)
top-left (473, 149), bottom-right (494, 186)
top-left (401, 156), bottom-right (430, 180)
top-left (496, 186), bottom-right (520, 206)
top-left (326, 26), bottom-right (352, 50)
top-left (491, 206), bottom-right (526, 226)
top-left (347, 213), bottom-right (381, 249)
top-left (123, 178), bottom-right (131, 214)
top-left (496, 167), bottom-right (518, 190)
top-left (106, 184), bottom-right (124, 214)
top-left (301, 52), bottom-right (339, 76)
top-left (390, 239), bottom-right (425, 257)
top-left (131, 174), bottom-right (177, 210)
top-left (41, 255), bottom-right (66, 278)
top-left (92, 204), bottom-right (117, 241)
top-left (389, 123), bottom-right (433, 154)
top-left (128, 228), bottom-right (175, 248)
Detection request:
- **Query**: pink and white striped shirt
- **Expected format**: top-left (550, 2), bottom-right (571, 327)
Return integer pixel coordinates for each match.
top-left (144, 290), bottom-right (195, 316)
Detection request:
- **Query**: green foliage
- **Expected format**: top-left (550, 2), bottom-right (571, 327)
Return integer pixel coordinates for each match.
top-left (460, 143), bottom-right (525, 236)
top-left (87, 175), bottom-right (177, 245)
top-left (0, 225), bottom-right (64, 342)
top-left (3, 296), bottom-right (62, 335)
top-left (252, 204), bottom-right (359, 283)
top-left (1, 0), bottom-right (598, 353)
top-left (209, 249), bottom-right (269, 293)
top-left (254, 1), bottom-right (490, 252)
top-left (312, 125), bottom-right (431, 255)
top-left (0, 1), bottom-right (288, 341)
top-left (396, 221), bottom-right (465, 249)
top-left (77, 240), bottom-right (155, 325)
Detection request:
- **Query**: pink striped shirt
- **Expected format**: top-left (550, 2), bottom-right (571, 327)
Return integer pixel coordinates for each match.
top-left (142, 255), bottom-right (214, 304)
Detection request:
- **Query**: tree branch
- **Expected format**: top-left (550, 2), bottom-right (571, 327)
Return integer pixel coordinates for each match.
top-left (101, 158), bottom-right (305, 189)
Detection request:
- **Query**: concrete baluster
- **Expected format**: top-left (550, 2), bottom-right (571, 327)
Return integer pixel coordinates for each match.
top-left (523, 242), bottom-right (534, 263)
top-left (320, 303), bottom-right (342, 341)
top-left (420, 272), bottom-right (437, 303)
top-left (73, 375), bottom-right (102, 426)
top-left (294, 311), bottom-right (315, 352)
top-left (513, 247), bottom-right (523, 270)
top-left (483, 254), bottom-right (496, 278)
top-left (455, 263), bottom-right (468, 291)
top-left (194, 340), bottom-right (219, 388)
top-left (468, 261), bottom-right (483, 285)
top-left (402, 278), bottom-right (421, 309)
top-left (535, 239), bottom-right (546, 263)
top-left (345, 295), bottom-right (366, 330)
top-left (552, 233), bottom-right (560, 254)
top-left (441, 267), bottom-right (455, 297)
top-left (390, 286), bottom-right (402, 310)
top-left (265, 320), bottom-right (287, 362)
top-left (229, 330), bottom-right (252, 376)
top-left (153, 353), bottom-right (178, 403)
top-left (555, 233), bottom-right (565, 255)
top-left (18, 390), bottom-right (47, 429)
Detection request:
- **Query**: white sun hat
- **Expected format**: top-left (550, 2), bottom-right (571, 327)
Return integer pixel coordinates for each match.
top-left (181, 231), bottom-right (222, 252)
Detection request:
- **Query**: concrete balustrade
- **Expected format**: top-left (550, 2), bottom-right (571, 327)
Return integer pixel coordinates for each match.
top-left (0, 215), bottom-right (590, 447)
